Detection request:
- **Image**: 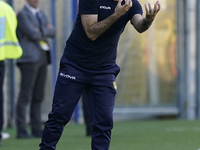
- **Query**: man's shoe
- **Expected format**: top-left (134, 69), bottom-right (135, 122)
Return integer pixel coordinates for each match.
top-left (17, 129), bottom-right (32, 139)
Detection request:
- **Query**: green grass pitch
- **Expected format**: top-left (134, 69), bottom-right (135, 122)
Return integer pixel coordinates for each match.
top-left (1, 120), bottom-right (200, 150)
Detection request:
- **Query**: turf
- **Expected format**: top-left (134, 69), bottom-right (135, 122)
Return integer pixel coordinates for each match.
top-left (1, 120), bottom-right (200, 150)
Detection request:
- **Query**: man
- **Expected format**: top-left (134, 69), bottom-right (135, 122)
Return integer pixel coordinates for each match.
top-left (39, 0), bottom-right (160, 149)
top-left (16, 0), bottom-right (55, 138)
top-left (0, 0), bottom-right (23, 145)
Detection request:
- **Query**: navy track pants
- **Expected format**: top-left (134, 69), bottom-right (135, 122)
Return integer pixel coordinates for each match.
top-left (39, 62), bottom-right (119, 150)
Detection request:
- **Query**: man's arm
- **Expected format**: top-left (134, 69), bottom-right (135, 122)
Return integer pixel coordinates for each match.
top-left (40, 12), bottom-right (56, 38)
top-left (17, 11), bottom-right (43, 41)
top-left (81, 0), bottom-right (132, 41)
top-left (131, 1), bottom-right (161, 33)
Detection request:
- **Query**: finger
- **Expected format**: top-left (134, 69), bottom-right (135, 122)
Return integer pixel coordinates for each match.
top-left (125, 0), bottom-right (128, 4)
top-left (154, 2), bottom-right (161, 14)
top-left (153, 3), bottom-right (157, 12)
top-left (156, 1), bottom-right (161, 12)
top-left (117, 0), bottom-right (123, 6)
top-left (125, 0), bottom-right (131, 6)
top-left (148, 3), bottom-right (153, 14)
top-left (145, 4), bottom-right (149, 15)
top-left (124, 0), bottom-right (132, 10)
top-left (128, 0), bottom-right (132, 8)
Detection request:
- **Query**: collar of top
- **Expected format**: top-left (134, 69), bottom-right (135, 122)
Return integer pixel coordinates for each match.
top-left (25, 3), bottom-right (40, 16)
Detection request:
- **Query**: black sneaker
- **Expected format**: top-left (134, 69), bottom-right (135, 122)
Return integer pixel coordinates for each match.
top-left (17, 129), bottom-right (32, 139)
top-left (32, 130), bottom-right (43, 138)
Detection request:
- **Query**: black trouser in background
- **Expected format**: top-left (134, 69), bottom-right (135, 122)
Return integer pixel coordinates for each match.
top-left (0, 61), bottom-right (5, 140)
top-left (82, 90), bottom-right (92, 136)
top-left (16, 53), bottom-right (48, 135)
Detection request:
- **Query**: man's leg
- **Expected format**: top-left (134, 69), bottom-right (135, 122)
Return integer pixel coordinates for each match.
top-left (0, 61), bottom-right (5, 145)
top-left (39, 70), bottom-right (86, 150)
top-left (88, 74), bottom-right (117, 150)
top-left (16, 63), bottom-right (38, 138)
top-left (30, 54), bottom-right (48, 137)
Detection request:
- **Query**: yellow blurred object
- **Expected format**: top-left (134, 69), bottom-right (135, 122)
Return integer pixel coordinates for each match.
top-left (0, 1), bottom-right (22, 61)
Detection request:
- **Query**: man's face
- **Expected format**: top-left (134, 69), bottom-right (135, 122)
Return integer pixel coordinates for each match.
top-left (26, 0), bottom-right (40, 8)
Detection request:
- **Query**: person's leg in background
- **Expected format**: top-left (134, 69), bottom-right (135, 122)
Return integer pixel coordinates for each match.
top-left (16, 62), bottom-right (38, 138)
top-left (82, 90), bottom-right (92, 136)
top-left (30, 54), bottom-right (48, 137)
top-left (0, 61), bottom-right (5, 145)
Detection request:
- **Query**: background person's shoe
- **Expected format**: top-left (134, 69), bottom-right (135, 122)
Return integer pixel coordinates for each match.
top-left (32, 130), bottom-right (43, 138)
top-left (17, 129), bottom-right (32, 139)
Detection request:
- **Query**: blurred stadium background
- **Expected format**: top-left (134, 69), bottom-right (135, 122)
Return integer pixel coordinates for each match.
top-left (1, 0), bottom-right (200, 129)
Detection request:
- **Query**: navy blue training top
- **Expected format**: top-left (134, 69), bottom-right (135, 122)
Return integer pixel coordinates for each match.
top-left (63, 0), bottom-right (143, 70)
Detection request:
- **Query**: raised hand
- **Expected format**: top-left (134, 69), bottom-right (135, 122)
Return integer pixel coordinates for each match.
top-left (145, 1), bottom-right (161, 22)
top-left (115, 0), bottom-right (133, 16)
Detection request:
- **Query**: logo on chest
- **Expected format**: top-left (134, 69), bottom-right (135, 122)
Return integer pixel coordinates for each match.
top-left (100, 6), bottom-right (111, 10)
